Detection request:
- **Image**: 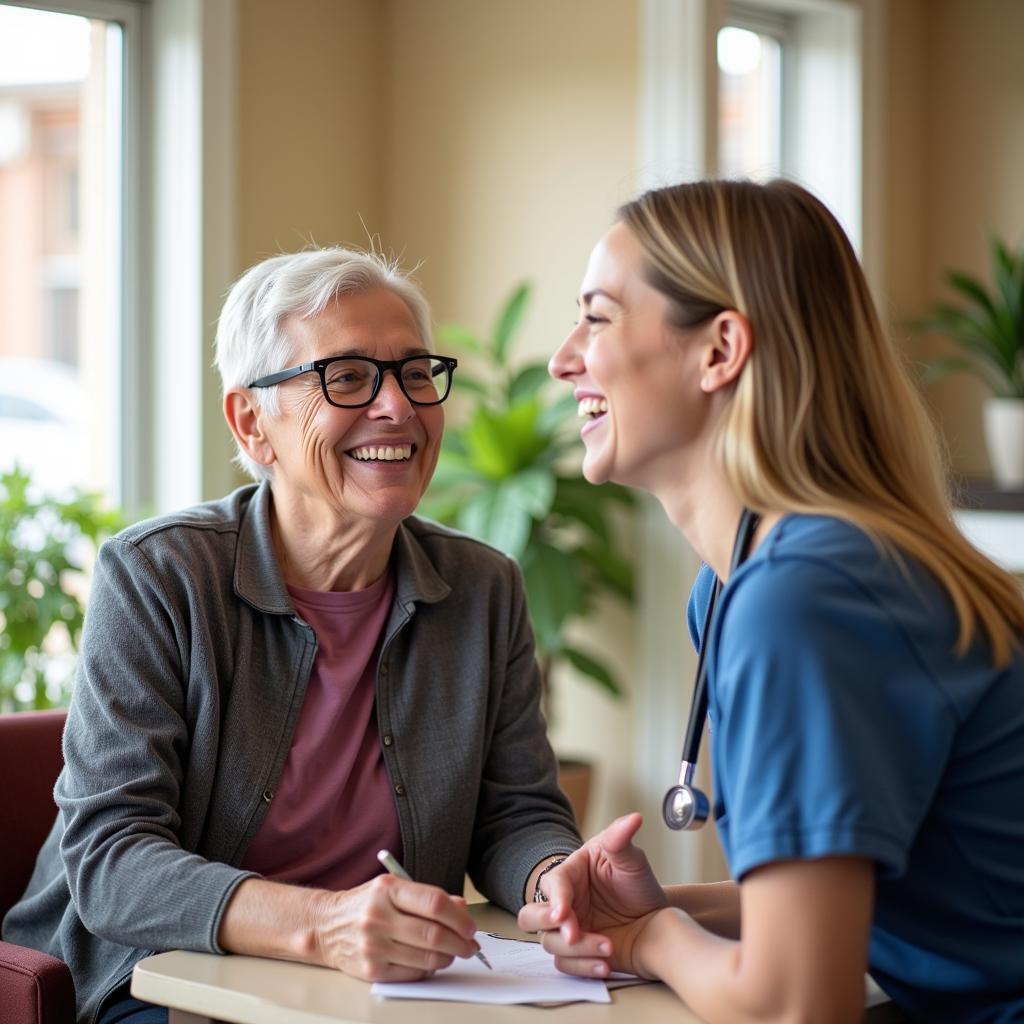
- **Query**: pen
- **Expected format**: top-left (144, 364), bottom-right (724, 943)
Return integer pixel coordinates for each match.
top-left (376, 849), bottom-right (493, 971)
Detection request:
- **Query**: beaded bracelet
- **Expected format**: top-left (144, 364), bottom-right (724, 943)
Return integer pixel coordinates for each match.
top-left (532, 856), bottom-right (568, 903)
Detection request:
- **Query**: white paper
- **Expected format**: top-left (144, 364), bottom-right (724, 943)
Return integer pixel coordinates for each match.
top-left (371, 931), bottom-right (611, 1005)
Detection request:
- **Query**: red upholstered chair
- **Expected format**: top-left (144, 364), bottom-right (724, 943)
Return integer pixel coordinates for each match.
top-left (0, 709), bottom-right (76, 1024)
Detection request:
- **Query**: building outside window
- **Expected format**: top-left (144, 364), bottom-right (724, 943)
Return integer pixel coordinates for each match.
top-left (0, 3), bottom-right (123, 501)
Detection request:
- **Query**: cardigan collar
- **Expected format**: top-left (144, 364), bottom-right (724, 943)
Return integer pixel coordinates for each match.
top-left (233, 481), bottom-right (449, 615)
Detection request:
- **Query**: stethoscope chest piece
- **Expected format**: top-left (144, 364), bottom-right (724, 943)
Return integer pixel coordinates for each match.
top-left (662, 766), bottom-right (710, 831)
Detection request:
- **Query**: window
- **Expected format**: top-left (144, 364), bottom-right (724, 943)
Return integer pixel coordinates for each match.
top-left (715, 1), bottom-right (864, 249)
top-left (0, 3), bottom-right (125, 502)
top-left (717, 22), bottom-right (784, 180)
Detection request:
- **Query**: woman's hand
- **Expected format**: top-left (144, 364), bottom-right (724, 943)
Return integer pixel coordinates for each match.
top-left (517, 812), bottom-right (667, 977)
top-left (309, 874), bottom-right (480, 982)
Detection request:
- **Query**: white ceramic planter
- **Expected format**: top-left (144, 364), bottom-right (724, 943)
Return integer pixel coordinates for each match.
top-left (983, 397), bottom-right (1024, 489)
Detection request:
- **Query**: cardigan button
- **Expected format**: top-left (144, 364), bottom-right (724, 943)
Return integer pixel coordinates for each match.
top-left (383, 734), bottom-right (394, 746)
top-left (262, 788), bottom-right (274, 802)
top-left (394, 782), bottom-right (406, 796)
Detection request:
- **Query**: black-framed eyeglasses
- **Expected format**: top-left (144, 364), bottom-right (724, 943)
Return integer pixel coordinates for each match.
top-left (247, 354), bottom-right (458, 409)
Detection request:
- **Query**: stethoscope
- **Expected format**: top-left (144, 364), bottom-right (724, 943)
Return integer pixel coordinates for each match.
top-left (662, 507), bottom-right (761, 831)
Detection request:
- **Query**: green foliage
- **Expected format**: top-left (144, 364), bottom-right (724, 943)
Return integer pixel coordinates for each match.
top-left (422, 283), bottom-right (635, 702)
top-left (915, 235), bottom-right (1024, 399)
top-left (0, 466), bottom-right (124, 712)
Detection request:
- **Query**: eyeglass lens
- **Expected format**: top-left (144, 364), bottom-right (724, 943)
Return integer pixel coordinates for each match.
top-left (323, 357), bottom-right (451, 407)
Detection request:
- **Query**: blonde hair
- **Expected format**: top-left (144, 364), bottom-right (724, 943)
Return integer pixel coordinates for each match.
top-left (619, 179), bottom-right (1024, 665)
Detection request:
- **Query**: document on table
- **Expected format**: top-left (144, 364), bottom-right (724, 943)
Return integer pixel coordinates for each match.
top-left (371, 931), bottom-right (612, 1005)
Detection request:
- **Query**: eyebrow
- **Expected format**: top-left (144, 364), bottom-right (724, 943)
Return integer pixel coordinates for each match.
top-left (579, 288), bottom-right (620, 306)
top-left (325, 346), bottom-right (431, 359)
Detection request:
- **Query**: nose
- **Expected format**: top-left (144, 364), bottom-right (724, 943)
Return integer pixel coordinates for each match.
top-left (367, 370), bottom-right (415, 420)
top-left (548, 321), bottom-right (585, 382)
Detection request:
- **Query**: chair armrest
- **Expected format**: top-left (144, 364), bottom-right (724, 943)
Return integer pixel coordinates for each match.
top-left (0, 940), bottom-right (75, 1024)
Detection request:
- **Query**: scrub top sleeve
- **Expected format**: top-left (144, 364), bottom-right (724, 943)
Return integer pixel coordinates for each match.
top-left (710, 557), bottom-right (957, 882)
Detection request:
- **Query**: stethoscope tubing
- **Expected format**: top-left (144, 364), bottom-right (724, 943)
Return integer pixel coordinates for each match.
top-left (663, 507), bottom-right (761, 830)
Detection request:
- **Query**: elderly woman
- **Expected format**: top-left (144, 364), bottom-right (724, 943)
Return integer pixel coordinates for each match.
top-left (3, 247), bottom-right (580, 1024)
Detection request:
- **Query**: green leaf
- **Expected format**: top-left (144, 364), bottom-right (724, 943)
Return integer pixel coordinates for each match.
top-left (428, 449), bottom-right (485, 489)
top-left (914, 234), bottom-right (1024, 399)
top-left (436, 323), bottom-right (485, 355)
top-left (576, 544), bottom-right (635, 601)
top-left (492, 283), bottom-right (530, 365)
top-left (504, 468), bottom-right (557, 520)
top-left (921, 355), bottom-right (1001, 392)
top-left (990, 236), bottom-right (1024, 326)
top-left (457, 485), bottom-right (533, 559)
top-left (946, 270), bottom-right (997, 321)
top-left (415, 493), bottom-right (465, 525)
top-left (520, 543), bottom-right (584, 651)
top-left (562, 645), bottom-right (624, 698)
top-left (462, 407), bottom-right (518, 478)
top-left (537, 391), bottom-right (577, 435)
top-left (452, 372), bottom-right (492, 400)
top-left (508, 363), bottom-right (552, 403)
top-left (462, 400), bottom-right (550, 477)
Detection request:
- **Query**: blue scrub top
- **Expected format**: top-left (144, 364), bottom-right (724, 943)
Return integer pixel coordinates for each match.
top-left (687, 514), bottom-right (1024, 1023)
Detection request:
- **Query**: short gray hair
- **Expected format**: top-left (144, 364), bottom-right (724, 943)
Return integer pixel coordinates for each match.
top-left (215, 247), bottom-right (434, 481)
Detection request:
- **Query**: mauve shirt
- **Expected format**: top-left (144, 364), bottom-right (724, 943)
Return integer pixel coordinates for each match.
top-left (240, 570), bottom-right (403, 889)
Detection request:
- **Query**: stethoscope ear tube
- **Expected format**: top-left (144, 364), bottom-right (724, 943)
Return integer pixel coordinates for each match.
top-left (662, 507), bottom-right (761, 831)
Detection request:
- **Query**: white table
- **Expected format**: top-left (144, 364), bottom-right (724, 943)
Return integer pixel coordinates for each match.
top-left (131, 903), bottom-right (903, 1024)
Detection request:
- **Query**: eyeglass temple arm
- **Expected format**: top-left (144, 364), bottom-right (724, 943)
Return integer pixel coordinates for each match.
top-left (247, 363), bottom-right (317, 388)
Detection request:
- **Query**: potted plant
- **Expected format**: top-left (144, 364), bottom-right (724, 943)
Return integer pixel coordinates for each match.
top-left (0, 466), bottom-right (124, 712)
top-left (419, 283), bottom-right (636, 826)
top-left (915, 234), bottom-right (1024, 488)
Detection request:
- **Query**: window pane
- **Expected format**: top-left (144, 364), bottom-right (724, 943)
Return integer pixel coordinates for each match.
top-left (717, 25), bottom-right (782, 180)
top-left (0, 4), bottom-right (122, 502)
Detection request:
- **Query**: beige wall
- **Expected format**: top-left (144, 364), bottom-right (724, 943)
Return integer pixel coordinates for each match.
top-left (237, 0), bottom-right (385, 270)
top-left (882, 0), bottom-right (1024, 477)
top-left (382, 0), bottom-right (640, 361)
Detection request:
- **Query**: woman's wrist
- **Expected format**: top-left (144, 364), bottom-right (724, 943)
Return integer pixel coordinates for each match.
top-left (633, 906), bottom-right (686, 980)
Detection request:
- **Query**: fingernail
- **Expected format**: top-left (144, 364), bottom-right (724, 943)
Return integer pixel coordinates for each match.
top-left (548, 909), bottom-right (557, 923)
top-left (599, 942), bottom-right (610, 955)
top-left (593, 963), bottom-right (607, 976)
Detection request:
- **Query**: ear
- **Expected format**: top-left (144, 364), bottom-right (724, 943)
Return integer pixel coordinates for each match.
top-left (699, 310), bottom-right (753, 393)
top-left (223, 388), bottom-right (277, 469)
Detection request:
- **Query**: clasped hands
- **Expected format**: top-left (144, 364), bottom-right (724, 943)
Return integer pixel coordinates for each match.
top-left (517, 811), bottom-right (672, 980)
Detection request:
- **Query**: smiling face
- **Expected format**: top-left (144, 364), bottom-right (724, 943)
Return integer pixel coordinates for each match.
top-left (549, 221), bottom-right (712, 493)
top-left (261, 288), bottom-right (444, 527)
